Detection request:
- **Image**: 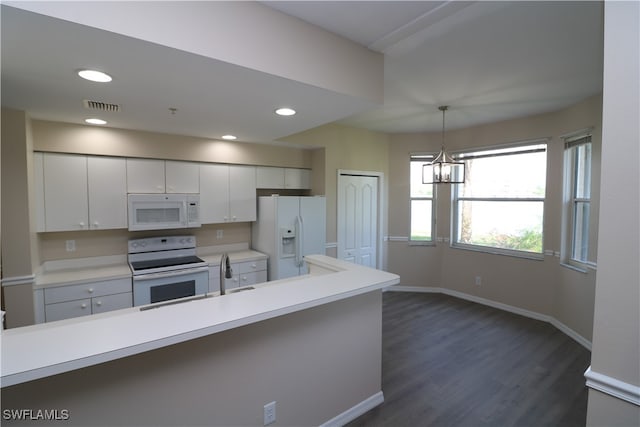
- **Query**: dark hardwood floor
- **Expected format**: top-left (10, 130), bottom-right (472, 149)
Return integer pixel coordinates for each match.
top-left (347, 291), bottom-right (591, 427)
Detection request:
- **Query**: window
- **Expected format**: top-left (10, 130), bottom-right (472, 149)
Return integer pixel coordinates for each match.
top-left (452, 142), bottom-right (547, 257)
top-left (563, 134), bottom-right (594, 268)
top-left (410, 154), bottom-right (435, 243)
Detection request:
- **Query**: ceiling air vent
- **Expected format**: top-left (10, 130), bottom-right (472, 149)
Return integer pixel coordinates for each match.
top-left (83, 99), bottom-right (121, 113)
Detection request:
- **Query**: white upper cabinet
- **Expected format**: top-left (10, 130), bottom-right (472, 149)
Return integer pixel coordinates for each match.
top-left (200, 164), bottom-right (256, 224)
top-left (256, 167), bottom-right (311, 189)
top-left (38, 153), bottom-right (128, 232)
top-left (42, 153), bottom-right (89, 231)
top-left (126, 159), bottom-right (165, 193)
top-left (199, 163), bottom-right (230, 224)
top-left (284, 168), bottom-right (311, 189)
top-left (87, 156), bottom-right (127, 230)
top-left (229, 165), bottom-right (257, 222)
top-left (165, 161), bottom-right (199, 193)
top-left (256, 166), bottom-right (285, 188)
top-left (126, 159), bottom-right (199, 193)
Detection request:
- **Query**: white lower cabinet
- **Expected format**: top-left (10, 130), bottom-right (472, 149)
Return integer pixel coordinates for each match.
top-left (41, 278), bottom-right (132, 322)
top-left (209, 259), bottom-right (267, 293)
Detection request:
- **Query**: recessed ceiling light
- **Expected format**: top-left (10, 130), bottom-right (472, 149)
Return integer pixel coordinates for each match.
top-left (85, 118), bottom-right (107, 125)
top-left (222, 135), bottom-right (237, 140)
top-left (275, 107), bottom-right (296, 116)
top-left (77, 69), bottom-right (112, 83)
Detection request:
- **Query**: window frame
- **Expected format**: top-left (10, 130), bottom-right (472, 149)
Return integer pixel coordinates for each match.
top-left (451, 140), bottom-right (548, 259)
top-left (562, 132), bottom-right (596, 271)
top-left (409, 153), bottom-right (436, 245)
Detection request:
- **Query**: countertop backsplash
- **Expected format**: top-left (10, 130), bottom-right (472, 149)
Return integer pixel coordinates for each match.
top-left (37, 222), bottom-right (251, 262)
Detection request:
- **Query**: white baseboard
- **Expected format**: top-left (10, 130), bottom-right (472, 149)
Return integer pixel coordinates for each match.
top-left (320, 391), bottom-right (384, 427)
top-left (385, 285), bottom-right (592, 351)
top-left (585, 366), bottom-right (640, 407)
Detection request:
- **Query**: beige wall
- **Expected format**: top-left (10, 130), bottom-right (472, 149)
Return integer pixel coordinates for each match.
top-left (281, 123), bottom-right (390, 257)
top-left (26, 120), bottom-right (315, 262)
top-left (32, 120), bottom-right (312, 168)
top-left (1, 109), bottom-right (39, 327)
top-left (587, 1), bottom-right (640, 423)
top-left (1, 291), bottom-right (383, 426)
top-left (1, 109), bottom-right (38, 277)
top-left (387, 95), bottom-right (602, 341)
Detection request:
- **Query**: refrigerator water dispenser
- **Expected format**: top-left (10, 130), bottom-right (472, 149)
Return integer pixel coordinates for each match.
top-left (280, 227), bottom-right (296, 258)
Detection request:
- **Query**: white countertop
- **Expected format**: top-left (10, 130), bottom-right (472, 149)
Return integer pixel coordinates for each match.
top-left (32, 250), bottom-right (267, 290)
top-left (1, 256), bottom-right (399, 387)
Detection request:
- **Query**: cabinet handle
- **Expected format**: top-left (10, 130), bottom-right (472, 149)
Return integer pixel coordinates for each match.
top-left (79, 221), bottom-right (85, 228)
top-left (93, 221), bottom-right (100, 228)
top-left (88, 288), bottom-right (94, 294)
top-left (81, 303), bottom-right (88, 309)
top-left (241, 276), bottom-right (248, 282)
top-left (95, 301), bottom-right (102, 307)
top-left (232, 215), bottom-right (237, 221)
top-left (251, 264), bottom-right (257, 269)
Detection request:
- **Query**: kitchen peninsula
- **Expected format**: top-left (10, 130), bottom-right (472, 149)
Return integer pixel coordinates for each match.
top-left (1, 256), bottom-right (399, 426)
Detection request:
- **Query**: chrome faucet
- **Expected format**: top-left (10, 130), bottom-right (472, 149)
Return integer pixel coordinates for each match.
top-left (219, 253), bottom-right (232, 295)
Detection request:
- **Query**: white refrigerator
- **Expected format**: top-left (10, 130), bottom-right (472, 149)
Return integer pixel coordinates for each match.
top-left (252, 196), bottom-right (326, 280)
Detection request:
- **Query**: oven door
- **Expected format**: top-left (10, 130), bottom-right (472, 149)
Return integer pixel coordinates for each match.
top-left (133, 266), bottom-right (209, 306)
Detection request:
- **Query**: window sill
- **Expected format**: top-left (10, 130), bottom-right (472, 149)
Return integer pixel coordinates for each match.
top-left (451, 243), bottom-right (544, 261)
top-left (561, 261), bottom-right (596, 274)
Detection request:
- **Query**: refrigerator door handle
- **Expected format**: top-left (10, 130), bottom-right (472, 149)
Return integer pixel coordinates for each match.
top-left (295, 215), bottom-right (304, 267)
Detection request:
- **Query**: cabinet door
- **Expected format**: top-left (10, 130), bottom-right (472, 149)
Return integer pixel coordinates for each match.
top-left (45, 299), bottom-right (92, 322)
top-left (229, 165), bottom-right (256, 222)
top-left (43, 153), bottom-right (89, 231)
top-left (88, 156), bottom-right (127, 229)
top-left (126, 158), bottom-right (165, 193)
top-left (33, 152), bottom-right (46, 232)
top-left (92, 292), bottom-right (132, 314)
top-left (165, 161), bottom-right (199, 193)
top-left (199, 163), bottom-right (230, 224)
top-left (285, 168), bottom-right (311, 189)
top-left (256, 167), bottom-right (284, 189)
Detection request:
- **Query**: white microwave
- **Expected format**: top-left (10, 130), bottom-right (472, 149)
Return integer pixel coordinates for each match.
top-left (128, 194), bottom-right (200, 231)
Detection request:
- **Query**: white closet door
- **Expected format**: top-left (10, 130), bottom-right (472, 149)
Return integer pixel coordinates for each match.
top-left (337, 174), bottom-right (378, 268)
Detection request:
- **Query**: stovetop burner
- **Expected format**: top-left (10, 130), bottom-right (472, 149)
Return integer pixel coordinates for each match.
top-left (128, 235), bottom-right (207, 276)
top-left (130, 255), bottom-right (205, 272)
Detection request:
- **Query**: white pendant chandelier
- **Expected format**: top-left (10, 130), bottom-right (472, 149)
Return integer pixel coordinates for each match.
top-left (423, 106), bottom-right (465, 184)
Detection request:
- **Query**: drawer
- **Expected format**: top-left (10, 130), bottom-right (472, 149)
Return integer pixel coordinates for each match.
top-left (230, 271), bottom-right (267, 287)
top-left (45, 299), bottom-right (92, 322)
top-left (92, 292), bottom-right (132, 314)
top-left (234, 259), bottom-right (267, 274)
top-left (44, 278), bottom-right (132, 304)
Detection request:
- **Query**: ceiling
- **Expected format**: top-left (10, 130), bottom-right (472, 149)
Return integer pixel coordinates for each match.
top-left (1, 1), bottom-right (603, 144)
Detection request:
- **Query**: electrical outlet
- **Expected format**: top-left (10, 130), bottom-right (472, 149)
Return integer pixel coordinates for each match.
top-left (216, 229), bottom-right (224, 239)
top-left (65, 240), bottom-right (76, 252)
top-left (263, 401), bottom-right (276, 426)
top-left (475, 276), bottom-right (482, 286)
